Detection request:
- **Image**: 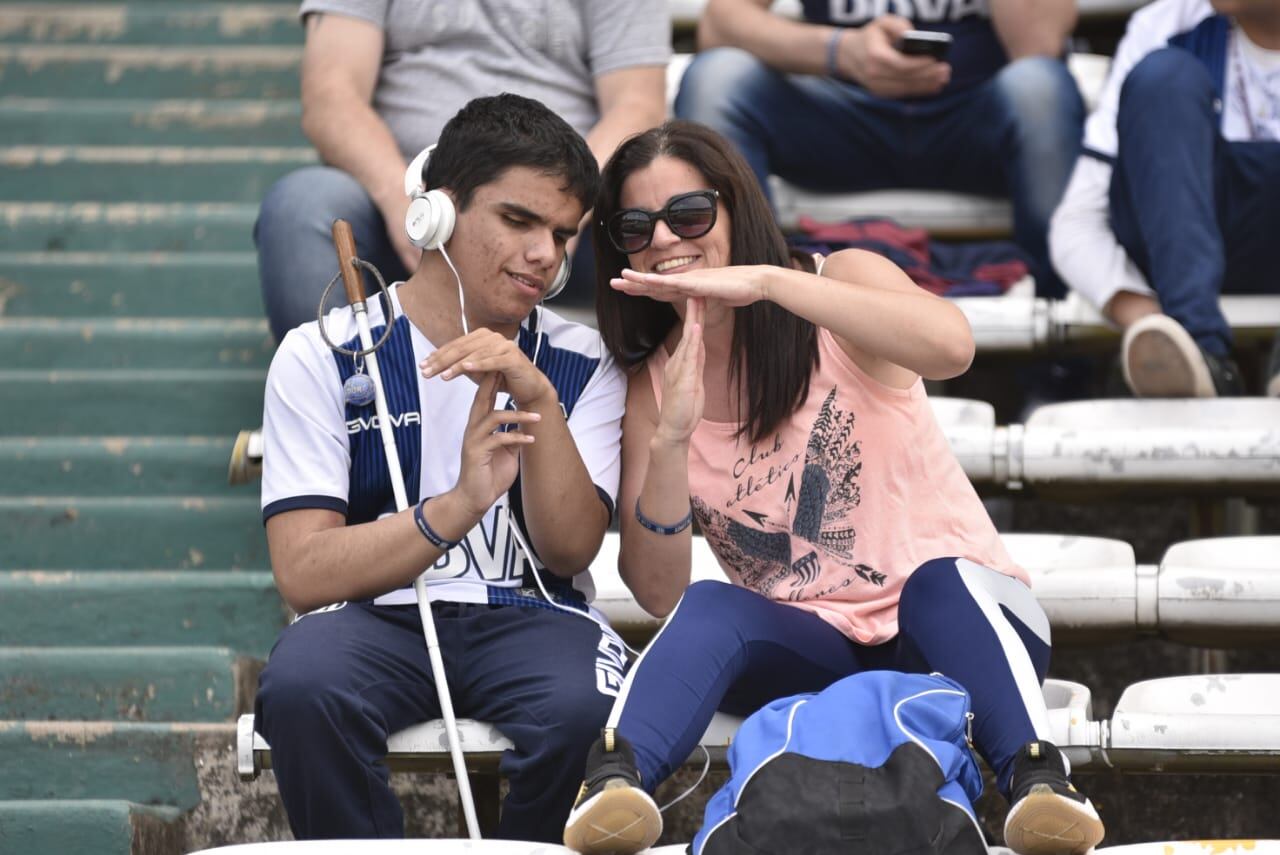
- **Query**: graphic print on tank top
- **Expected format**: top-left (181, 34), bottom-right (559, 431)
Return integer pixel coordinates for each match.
top-left (693, 387), bottom-right (885, 601)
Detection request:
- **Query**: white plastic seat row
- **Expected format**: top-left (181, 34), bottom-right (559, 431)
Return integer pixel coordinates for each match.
top-left (927, 397), bottom-right (1280, 495)
top-left (1011, 533), bottom-right (1280, 645)
top-left (589, 531), bottom-right (1280, 645)
top-left (556, 295), bottom-right (1280, 354)
top-left (592, 532), bottom-right (1280, 645)
top-left (238, 672), bottom-right (1280, 785)
top-left (954, 292), bottom-right (1280, 351)
top-left (1093, 674), bottom-right (1280, 772)
top-left (237, 677), bottom-right (1090, 782)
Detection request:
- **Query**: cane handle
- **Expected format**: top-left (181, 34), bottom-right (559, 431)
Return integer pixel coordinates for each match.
top-left (332, 219), bottom-right (365, 305)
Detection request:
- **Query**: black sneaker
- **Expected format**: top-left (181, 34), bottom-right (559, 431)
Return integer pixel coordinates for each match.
top-left (1267, 332), bottom-right (1280, 398)
top-left (1003, 740), bottom-right (1104, 855)
top-left (1122, 313), bottom-right (1243, 397)
top-left (563, 728), bottom-right (661, 855)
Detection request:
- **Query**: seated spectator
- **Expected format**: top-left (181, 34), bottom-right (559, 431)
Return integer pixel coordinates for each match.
top-left (560, 120), bottom-right (1103, 855)
top-left (254, 95), bottom-right (627, 842)
top-left (1050, 0), bottom-right (1280, 397)
top-left (255, 0), bottom-right (668, 341)
top-left (675, 0), bottom-right (1083, 299)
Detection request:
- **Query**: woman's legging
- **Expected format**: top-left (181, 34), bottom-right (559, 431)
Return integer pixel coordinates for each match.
top-left (608, 557), bottom-right (1052, 798)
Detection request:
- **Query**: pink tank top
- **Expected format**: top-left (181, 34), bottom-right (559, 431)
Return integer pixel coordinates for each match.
top-left (647, 327), bottom-right (1027, 645)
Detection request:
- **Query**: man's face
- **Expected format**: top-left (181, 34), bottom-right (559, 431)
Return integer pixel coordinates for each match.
top-left (446, 166), bottom-right (585, 330)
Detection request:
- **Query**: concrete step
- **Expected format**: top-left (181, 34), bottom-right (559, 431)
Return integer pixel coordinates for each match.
top-left (0, 571), bottom-right (282, 653)
top-left (0, 496), bottom-right (266, 569)
top-left (0, 97), bottom-right (304, 146)
top-left (0, 369), bottom-right (265, 435)
top-left (1, 318), bottom-right (273, 370)
top-left (0, 800), bottom-right (183, 855)
top-left (0, 45), bottom-right (302, 99)
top-left (1, 203), bottom-right (257, 252)
top-left (2, 145), bottom-right (315, 203)
top-left (0, 646), bottom-right (242, 721)
top-left (0, 720), bottom-right (221, 808)
top-left (0, 252), bottom-right (262, 317)
top-left (0, 4), bottom-right (301, 45)
top-left (0, 437), bottom-right (245, 496)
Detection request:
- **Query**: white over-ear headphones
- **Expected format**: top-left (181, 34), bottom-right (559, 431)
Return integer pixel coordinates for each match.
top-left (403, 145), bottom-right (572, 300)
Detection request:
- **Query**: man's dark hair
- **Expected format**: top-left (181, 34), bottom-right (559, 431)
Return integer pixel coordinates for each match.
top-left (593, 120), bottom-right (819, 444)
top-left (424, 93), bottom-right (599, 212)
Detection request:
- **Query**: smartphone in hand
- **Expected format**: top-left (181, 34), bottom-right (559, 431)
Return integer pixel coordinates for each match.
top-left (894, 30), bottom-right (952, 60)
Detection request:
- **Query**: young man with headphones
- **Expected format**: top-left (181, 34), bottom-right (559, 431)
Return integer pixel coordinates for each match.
top-left (253, 94), bottom-right (628, 842)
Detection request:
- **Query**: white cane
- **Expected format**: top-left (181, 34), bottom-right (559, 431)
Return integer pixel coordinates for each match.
top-left (331, 220), bottom-right (481, 840)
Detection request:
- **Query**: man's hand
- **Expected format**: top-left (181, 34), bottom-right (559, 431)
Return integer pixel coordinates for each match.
top-left (421, 329), bottom-right (556, 408)
top-left (835, 15), bottom-right (950, 98)
top-left (451, 373), bottom-right (541, 517)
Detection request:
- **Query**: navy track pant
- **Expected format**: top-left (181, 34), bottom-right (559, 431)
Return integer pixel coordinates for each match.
top-left (255, 601), bottom-right (625, 841)
top-left (608, 557), bottom-right (1052, 798)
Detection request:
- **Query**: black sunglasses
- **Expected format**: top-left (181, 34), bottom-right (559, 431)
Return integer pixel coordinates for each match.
top-left (605, 190), bottom-right (720, 254)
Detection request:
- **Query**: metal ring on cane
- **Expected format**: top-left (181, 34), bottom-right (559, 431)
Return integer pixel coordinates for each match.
top-left (317, 257), bottom-right (396, 357)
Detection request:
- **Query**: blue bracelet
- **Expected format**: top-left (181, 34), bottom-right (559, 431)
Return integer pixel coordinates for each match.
top-left (634, 499), bottom-right (693, 535)
top-left (826, 28), bottom-right (845, 79)
top-left (414, 497), bottom-right (461, 550)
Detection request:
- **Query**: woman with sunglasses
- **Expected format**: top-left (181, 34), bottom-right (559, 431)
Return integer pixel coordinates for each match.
top-left (562, 121), bottom-right (1103, 855)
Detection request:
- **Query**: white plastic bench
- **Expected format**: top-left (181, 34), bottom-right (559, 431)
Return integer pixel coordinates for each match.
top-left (1018, 399), bottom-right (1280, 494)
top-left (592, 530), bottom-right (1151, 643)
top-left (929, 396), bottom-right (1001, 484)
top-left (1156, 537), bottom-right (1280, 646)
top-left (1097, 843), bottom-right (1280, 854)
top-left (556, 294), bottom-right (1280, 354)
top-left (1103, 674), bottom-right (1280, 772)
top-left (1003, 533), bottom-right (1140, 642)
top-left (922, 397), bottom-right (1280, 495)
top-left (956, 292), bottom-right (1280, 351)
top-left (236, 678), bottom-right (1093, 781)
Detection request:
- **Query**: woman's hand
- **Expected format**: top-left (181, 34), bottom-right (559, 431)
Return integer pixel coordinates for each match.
top-left (654, 298), bottom-right (706, 445)
top-left (611, 265), bottom-right (769, 308)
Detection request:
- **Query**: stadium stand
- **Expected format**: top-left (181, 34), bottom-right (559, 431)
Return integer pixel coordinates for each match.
top-left (2, 0), bottom-right (1278, 852)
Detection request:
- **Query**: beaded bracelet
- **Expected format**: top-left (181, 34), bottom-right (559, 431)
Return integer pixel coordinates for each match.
top-left (635, 499), bottom-right (693, 536)
top-left (826, 28), bottom-right (846, 79)
top-left (414, 496), bottom-right (461, 551)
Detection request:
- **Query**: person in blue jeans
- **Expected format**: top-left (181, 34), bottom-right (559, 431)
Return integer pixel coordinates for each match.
top-left (253, 0), bottom-right (668, 342)
top-left (674, 0), bottom-right (1084, 299)
top-left (1050, 0), bottom-right (1280, 398)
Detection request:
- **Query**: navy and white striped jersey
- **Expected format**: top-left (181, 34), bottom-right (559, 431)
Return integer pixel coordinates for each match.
top-left (261, 284), bottom-right (625, 607)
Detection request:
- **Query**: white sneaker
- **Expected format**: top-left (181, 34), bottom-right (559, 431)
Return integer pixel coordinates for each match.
top-left (1121, 314), bottom-right (1215, 397)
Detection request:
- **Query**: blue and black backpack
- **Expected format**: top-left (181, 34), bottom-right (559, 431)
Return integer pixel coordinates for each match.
top-left (693, 671), bottom-right (987, 854)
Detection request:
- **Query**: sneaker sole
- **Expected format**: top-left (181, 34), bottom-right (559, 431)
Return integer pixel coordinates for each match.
top-left (1004, 784), bottom-right (1104, 855)
top-left (227, 429), bottom-right (261, 485)
top-left (563, 782), bottom-right (662, 855)
top-left (1122, 315), bottom-right (1215, 398)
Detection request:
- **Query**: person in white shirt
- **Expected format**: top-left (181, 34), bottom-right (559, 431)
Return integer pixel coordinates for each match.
top-left (254, 95), bottom-right (627, 842)
top-left (1049, 0), bottom-right (1280, 397)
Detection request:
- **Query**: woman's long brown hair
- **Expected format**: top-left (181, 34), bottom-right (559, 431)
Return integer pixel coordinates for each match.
top-left (593, 121), bottom-right (819, 444)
